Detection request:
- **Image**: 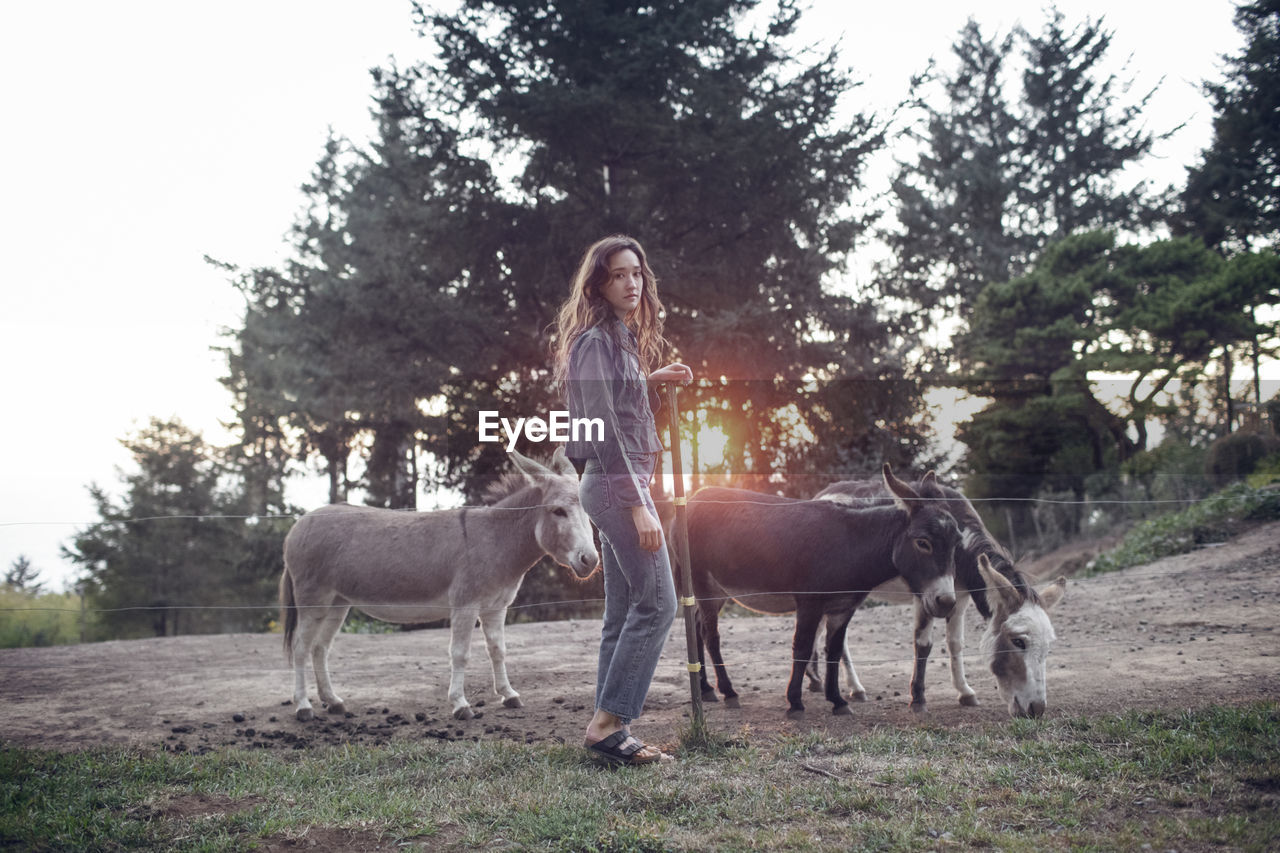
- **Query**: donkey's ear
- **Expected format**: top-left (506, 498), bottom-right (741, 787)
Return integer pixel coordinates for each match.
top-left (921, 470), bottom-right (938, 486)
top-left (508, 449), bottom-right (546, 482)
top-left (882, 462), bottom-right (919, 512)
top-left (547, 446), bottom-right (577, 477)
top-left (1039, 576), bottom-right (1067, 610)
top-left (977, 553), bottom-right (1022, 611)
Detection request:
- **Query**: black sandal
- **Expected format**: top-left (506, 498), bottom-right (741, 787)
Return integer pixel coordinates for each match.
top-left (585, 730), bottom-right (666, 765)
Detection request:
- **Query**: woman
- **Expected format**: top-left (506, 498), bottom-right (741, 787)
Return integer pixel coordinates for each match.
top-left (553, 235), bottom-right (693, 765)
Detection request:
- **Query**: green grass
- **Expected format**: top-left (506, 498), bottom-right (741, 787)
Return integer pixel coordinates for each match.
top-left (1088, 480), bottom-right (1280, 575)
top-left (3, 703), bottom-right (1278, 851)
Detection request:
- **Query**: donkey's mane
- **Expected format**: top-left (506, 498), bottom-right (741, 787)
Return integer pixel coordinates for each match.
top-left (932, 482), bottom-right (1039, 602)
top-left (483, 470), bottom-right (539, 506)
top-left (820, 475), bottom-right (1039, 603)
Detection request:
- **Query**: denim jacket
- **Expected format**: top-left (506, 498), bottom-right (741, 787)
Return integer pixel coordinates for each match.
top-left (563, 318), bottom-right (664, 507)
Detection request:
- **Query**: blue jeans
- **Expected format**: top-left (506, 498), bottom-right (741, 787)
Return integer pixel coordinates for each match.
top-left (580, 453), bottom-right (678, 724)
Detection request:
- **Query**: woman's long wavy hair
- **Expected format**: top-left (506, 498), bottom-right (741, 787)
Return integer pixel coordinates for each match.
top-left (551, 235), bottom-right (668, 385)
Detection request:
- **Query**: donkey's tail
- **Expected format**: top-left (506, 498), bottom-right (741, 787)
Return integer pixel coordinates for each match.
top-left (279, 565), bottom-right (297, 666)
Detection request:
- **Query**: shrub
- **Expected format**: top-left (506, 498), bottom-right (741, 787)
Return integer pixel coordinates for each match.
top-left (340, 611), bottom-right (403, 634)
top-left (1124, 440), bottom-right (1211, 505)
top-left (1265, 395), bottom-right (1280, 431)
top-left (0, 588), bottom-right (86, 648)
top-left (1088, 481), bottom-right (1280, 575)
top-left (1205, 431), bottom-right (1280, 487)
top-left (1247, 452), bottom-right (1280, 488)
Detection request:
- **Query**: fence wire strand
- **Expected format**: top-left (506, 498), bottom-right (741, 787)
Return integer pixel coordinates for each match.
top-left (0, 491), bottom-right (1211, 530)
top-left (0, 629), bottom-right (1267, 679)
top-left (5, 495), bottom-right (1268, 680)
top-left (0, 550), bottom-right (1253, 620)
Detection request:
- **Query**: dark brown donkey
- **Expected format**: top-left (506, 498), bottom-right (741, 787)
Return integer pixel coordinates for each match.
top-left (814, 474), bottom-right (1067, 718)
top-left (679, 464), bottom-right (961, 718)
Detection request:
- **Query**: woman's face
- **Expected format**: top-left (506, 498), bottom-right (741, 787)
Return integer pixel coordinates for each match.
top-left (599, 249), bottom-right (643, 319)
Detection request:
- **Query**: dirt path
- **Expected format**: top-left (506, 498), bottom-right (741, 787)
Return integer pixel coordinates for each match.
top-left (4, 522), bottom-right (1278, 754)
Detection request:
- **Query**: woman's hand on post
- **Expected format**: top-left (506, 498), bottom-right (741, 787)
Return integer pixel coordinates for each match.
top-left (648, 363), bottom-right (693, 386)
top-left (630, 505), bottom-right (663, 552)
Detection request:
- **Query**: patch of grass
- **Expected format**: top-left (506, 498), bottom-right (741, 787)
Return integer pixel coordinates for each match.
top-left (1088, 481), bottom-right (1280, 575)
top-left (677, 720), bottom-right (749, 756)
top-left (2, 703), bottom-right (1278, 851)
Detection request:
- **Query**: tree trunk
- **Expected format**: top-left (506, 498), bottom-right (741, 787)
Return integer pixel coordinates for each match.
top-left (1252, 314), bottom-right (1262, 405)
top-left (366, 423), bottom-right (418, 509)
top-left (1223, 346), bottom-right (1236, 433)
top-left (316, 428), bottom-right (350, 504)
top-left (326, 453), bottom-right (347, 504)
top-left (1004, 506), bottom-right (1019, 558)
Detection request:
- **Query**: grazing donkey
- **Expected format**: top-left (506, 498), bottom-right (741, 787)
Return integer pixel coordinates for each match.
top-left (815, 474), bottom-right (1066, 718)
top-left (681, 463), bottom-right (961, 718)
top-left (279, 448), bottom-right (600, 722)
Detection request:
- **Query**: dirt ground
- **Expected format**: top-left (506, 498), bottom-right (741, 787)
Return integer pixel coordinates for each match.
top-left (3, 521), bottom-right (1278, 755)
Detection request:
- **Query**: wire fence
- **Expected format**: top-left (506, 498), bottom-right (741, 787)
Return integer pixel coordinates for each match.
top-left (1, 551), bottom-right (1273, 672)
top-left (2, 487), bottom-right (1270, 618)
top-left (4, 488), bottom-right (1275, 664)
top-left (0, 626), bottom-right (1267, 678)
top-left (0, 550), bottom-right (1234, 619)
top-left (0, 492), bottom-right (1216, 530)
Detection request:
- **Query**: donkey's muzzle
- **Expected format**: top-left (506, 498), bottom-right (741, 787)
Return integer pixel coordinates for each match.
top-left (571, 549), bottom-right (602, 579)
top-left (925, 592), bottom-right (957, 619)
top-left (1011, 697), bottom-right (1046, 719)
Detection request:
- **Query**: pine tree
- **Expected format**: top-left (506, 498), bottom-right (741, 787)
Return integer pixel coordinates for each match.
top-left (1181, 0), bottom-right (1280, 251)
top-left (63, 419), bottom-right (275, 638)
top-left (228, 0), bottom-right (918, 509)
top-left (4, 556), bottom-right (44, 595)
top-left (421, 0), bottom-right (901, 485)
top-left (956, 230), bottom-right (1273, 537)
top-left (882, 8), bottom-right (1169, 362)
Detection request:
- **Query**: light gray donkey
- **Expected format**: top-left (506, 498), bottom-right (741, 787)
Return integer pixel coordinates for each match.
top-left (279, 448), bottom-right (600, 721)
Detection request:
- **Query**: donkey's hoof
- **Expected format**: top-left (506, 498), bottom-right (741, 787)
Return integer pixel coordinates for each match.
top-left (502, 696), bottom-right (524, 709)
top-left (909, 701), bottom-right (927, 714)
top-left (453, 706), bottom-right (475, 721)
top-left (296, 707), bottom-right (314, 722)
top-left (723, 695), bottom-right (741, 709)
top-left (832, 704), bottom-right (853, 716)
top-left (849, 691), bottom-right (868, 703)
top-left (325, 702), bottom-right (346, 716)
top-left (807, 682), bottom-right (823, 693)
top-left (959, 694), bottom-right (979, 707)
top-left (785, 708), bottom-right (805, 720)
top-left (701, 689), bottom-right (720, 703)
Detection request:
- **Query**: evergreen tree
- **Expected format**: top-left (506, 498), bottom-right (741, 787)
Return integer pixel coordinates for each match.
top-left (225, 73), bottom-right (504, 508)
top-left (881, 20), bottom-right (1022, 334)
top-left (4, 556), bottom-right (44, 595)
top-left (1017, 9), bottom-right (1166, 239)
top-left (219, 0), bottom-right (920, 618)
top-left (957, 230), bottom-right (1272, 537)
top-left (212, 259), bottom-right (299, 515)
top-left (228, 0), bottom-right (916, 515)
top-left (882, 8), bottom-right (1169, 360)
top-left (63, 419), bottom-right (275, 639)
top-left (1180, 0), bottom-right (1280, 251)
top-left (421, 0), bottom-right (902, 488)
top-left (1177, 0), bottom-right (1280, 417)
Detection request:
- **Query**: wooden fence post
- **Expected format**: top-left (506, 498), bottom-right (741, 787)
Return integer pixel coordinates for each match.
top-left (666, 384), bottom-right (705, 738)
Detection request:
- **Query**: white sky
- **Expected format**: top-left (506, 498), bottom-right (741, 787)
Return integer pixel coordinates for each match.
top-left (0, 1), bottom-right (1245, 590)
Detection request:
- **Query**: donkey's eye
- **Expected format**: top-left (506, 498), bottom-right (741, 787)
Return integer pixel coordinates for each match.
top-left (914, 538), bottom-right (933, 554)
top-left (551, 507), bottom-right (569, 518)
top-left (1011, 636), bottom-right (1027, 651)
